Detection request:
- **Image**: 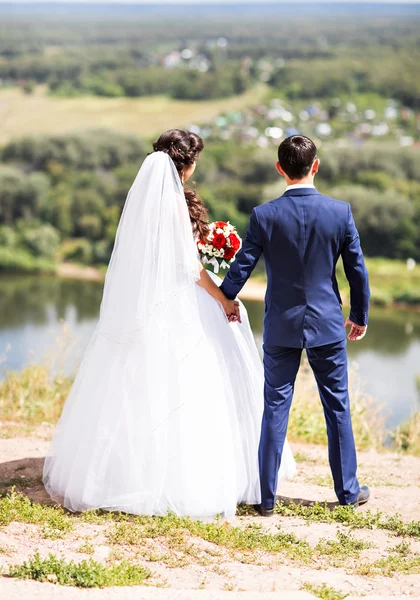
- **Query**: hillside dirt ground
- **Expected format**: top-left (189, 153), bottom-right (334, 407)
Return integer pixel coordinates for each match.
top-left (0, 434), bottom-right (419, 599)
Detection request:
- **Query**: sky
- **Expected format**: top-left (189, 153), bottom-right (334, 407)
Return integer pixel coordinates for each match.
top-left (4, 0), bottom-right (420, 4)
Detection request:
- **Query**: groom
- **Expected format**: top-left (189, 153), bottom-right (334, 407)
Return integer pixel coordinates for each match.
top-left (220, 135), bottom-right (370, 516)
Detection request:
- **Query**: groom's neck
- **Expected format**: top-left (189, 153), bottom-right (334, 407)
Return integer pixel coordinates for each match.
top-left (285, 175), bottom-right (315, 187)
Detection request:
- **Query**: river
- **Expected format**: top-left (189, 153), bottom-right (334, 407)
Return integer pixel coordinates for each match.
top-left (0, 274), bottom-right (419, 429)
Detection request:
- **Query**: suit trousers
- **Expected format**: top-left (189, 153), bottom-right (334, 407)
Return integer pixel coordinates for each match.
top-left (258, 339), bottom-right (360, 508)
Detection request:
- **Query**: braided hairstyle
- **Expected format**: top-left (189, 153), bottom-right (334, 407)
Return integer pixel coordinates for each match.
top-left (152, 129), bottom-right (209, 241)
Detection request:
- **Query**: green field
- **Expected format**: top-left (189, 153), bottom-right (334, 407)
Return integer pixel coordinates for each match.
top-left (0, 85), bottom-right (268, 144)
top-left (338, 258), bottom-right (420, 307)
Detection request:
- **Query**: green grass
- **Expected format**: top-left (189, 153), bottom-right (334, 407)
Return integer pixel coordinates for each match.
top-left (355, 539), bottom-right (420, 576)
top-left (294, 451), bottom-right (314, 464)
top-left (121, 500), bottom-right (420, 543)
top-left (313, 531), bottom-right (375, 571)
top-left (8, 552), bottom-right (151, 588)
top-left (76, 542), bottom-right (95, 555)
top-left (315, 530), bottom-right (374, 560)
top-left (390, 540), bottom-right (412, 556)
top-left (270, 500), bottom-right (420, 539)
top-left (106, 514), bottom-right (313, 563)
top-left (2, 492), bottom-right (418, 581)
top-left (356, 554), bottom-right (420, 577)
top-left (1, 491), bottom-right (309, 563)
top-left (0, 489), bottom-right (73, 539)
top-left (103, 513), bottom-right (383, 571)
top-left (302, 582), bottom-right (349, 600)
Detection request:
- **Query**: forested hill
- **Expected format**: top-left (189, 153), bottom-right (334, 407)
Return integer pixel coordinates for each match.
top-left (0, 132), bottom-right (419, 275)
top-left (0, 2), bottom-right (419, 279)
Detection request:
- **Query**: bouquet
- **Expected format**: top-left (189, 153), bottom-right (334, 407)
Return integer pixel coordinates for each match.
top-left (197, 221), bottom-right (242, 274)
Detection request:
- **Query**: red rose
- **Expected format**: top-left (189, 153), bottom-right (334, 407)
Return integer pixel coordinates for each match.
top-left (214, 221), bottom-right (227, 229)
top-left (228, 233), bottom-right (241, 252)
top-left (212, 233), bottom-right (226, 249)
top-left (223, 246), bottom-right (236, 260)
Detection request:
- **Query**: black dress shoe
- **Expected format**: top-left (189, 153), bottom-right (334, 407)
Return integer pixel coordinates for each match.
top-left (350, 485), bottom-right (370, 507)
top-left (254, 504), bottom-right (274, 517)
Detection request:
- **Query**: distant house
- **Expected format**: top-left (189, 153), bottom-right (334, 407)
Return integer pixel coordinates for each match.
top-left (163, 51), bottom-right (181, 69)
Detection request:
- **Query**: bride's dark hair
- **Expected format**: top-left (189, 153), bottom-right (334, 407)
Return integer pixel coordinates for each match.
top-left (152, 129), bottom-right (209, 241)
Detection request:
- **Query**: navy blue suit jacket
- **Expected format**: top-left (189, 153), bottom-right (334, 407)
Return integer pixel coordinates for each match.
top-left (220, 188), bottom-right (370, 348)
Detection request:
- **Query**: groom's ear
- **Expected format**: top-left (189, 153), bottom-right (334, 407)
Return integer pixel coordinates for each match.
top-left (312, 158), bottom-right (320, 175)
top-left (275, 161), bottom-right (286, 177)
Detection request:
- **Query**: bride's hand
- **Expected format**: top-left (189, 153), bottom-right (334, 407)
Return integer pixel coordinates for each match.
top-left (196, 264), bottom-right (241, 323)
top-left (222, 299), bottom-right (241, 323)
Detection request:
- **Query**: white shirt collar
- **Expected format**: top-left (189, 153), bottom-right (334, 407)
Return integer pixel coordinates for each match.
top-left (285, 183), bottom-right (316, 191)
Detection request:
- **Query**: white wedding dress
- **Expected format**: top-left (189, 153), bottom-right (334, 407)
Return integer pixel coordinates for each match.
top-left (43, 152), bottom-right (296, 518)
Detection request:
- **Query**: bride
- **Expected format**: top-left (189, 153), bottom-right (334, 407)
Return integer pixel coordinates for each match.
top-left (43, 129), bottom-right (296, 518)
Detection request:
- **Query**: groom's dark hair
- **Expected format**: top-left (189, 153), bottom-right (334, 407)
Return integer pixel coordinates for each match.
top-left (277, 135), bottom-right (317, 180)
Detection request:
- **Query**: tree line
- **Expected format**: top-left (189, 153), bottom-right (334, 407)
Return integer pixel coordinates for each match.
top-left (1, 11), bottom-right (419, 106)
top-left (0, 130), bottom-right (419, 274)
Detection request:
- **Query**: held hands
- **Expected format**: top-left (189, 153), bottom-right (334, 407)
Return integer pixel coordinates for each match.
top-left (345, 318), bottom-right (367, 341)
top-left (222, 298), bottom-right (242, 323)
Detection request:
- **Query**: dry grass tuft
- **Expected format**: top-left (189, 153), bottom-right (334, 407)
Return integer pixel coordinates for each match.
top-left (1, 332), bottom-right (418, 456)
top-left (289, 360), bottom-right (386, 450)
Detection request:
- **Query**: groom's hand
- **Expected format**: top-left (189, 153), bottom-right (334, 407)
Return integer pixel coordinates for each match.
top-left (345, 318), bottom-right (367, 341)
